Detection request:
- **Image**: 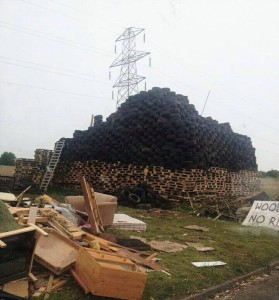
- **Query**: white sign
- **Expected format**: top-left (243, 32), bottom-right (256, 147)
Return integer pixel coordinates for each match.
top-left (242, 201), bottom-right (279, 230)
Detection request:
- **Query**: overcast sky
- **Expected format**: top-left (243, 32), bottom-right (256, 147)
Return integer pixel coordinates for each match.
top-left (0, 0), bottom-right (278, 171)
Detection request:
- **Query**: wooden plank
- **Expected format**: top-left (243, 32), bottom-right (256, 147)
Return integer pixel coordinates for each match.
top-left (70, 269), bottom-right (90, 294)
top-left (0, 239), bottom-right (7, 248)
top-left (50, 279), bottom-right (67, 293)
top-left (16, 185), bottom-right (32, 207)
top-left (15, 216), bottom-right (49, 223)
top-left (35, 228), bottom-right (79, 275)
top-left (44, 274), bottom-right (54, 300)
top-left (0, 226), bottom-right (35, 239)
top-left (88, 184), bottom-right (104, 229)
top-left (80, 176), bottom-right (100, 234)
top-left (27, 206), bottom-right (38, 224)
top-left (28, 224), bottom-right (48, 237)
top-left (116, 249), bottom-right (162, 271)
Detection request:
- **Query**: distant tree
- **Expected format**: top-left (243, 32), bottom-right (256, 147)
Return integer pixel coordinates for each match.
top-left (266, 169), bottom-right (279, 178)
top-left (260, 171), bottom-right (267, 177)
top-left (0, 152), bottom-right (16, 166)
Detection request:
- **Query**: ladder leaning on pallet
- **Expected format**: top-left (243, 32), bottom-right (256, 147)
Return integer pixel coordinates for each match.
top-left (40, 140), bottom-right (65, 191)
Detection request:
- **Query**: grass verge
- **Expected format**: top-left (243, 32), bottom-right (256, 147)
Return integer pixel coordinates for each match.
top-left (32, 178), bottom-right (279, 299)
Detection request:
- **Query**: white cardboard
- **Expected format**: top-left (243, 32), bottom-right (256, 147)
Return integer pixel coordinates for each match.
top-left (192, 261), bottom-right (226, 267)
top-left (242, 201), bottom-right (279, 230)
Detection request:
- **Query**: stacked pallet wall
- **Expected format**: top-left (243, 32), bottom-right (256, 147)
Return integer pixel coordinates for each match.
top-left (53, 160), bottom-right (261, 203)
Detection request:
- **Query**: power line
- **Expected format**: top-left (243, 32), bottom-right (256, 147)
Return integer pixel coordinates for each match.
top-left (49, 0), bottom-right (123, 29)
top-left (0, 55), bottom-right (101, 79)
top-left (0, 80), bottom-right (108, 99)
top-left (0, 21), bottom-right (113, 57)
top-left (149, 41), bottom-right (279, 121)
top-left (19, 0), bottom-right (118, 35)
top-left (0, 58), bottom-right (110, 85)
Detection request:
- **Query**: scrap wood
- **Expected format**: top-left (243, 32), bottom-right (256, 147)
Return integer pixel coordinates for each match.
top-left (44, 274), bottom-right (54, 300)
top-left (35, 228), bottom-right (79, 275)
top-left (74, 247), bottom-right (147, 300)
top-left (28, 273), bottom-right (40, 289)
top-left (3, 279), bottom-right (29, 298)
top-left (0, 225), bottom-right (35, 239)
top-left (146, 252), bottom-right (158, 261)
top-left (0, 239), bottom-right (7, 248)
top-left (16, 185), bottom-right (31, 207)
top-left (184, 225), bottom-right (210, 232)
top-left (80, 176), bottom-right (104, 234)
top-left (148, 240), bottom-right (188, 253)
top-left (70, 269), bottom-right (90, 295)
top-left (27, 206), bottom-right (38, 224)
top-left (116, 248), bottom-right (162, 271)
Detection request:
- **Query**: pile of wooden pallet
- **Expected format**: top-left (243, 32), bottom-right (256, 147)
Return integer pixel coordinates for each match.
top-left (34, 149), bottom-right (53, 166)
top-left (14, 158), bottom-right (40, 187)
top-left (13, 150), bottom-right (53, 188)
top-left (53, 161), bottom-right (261, 204)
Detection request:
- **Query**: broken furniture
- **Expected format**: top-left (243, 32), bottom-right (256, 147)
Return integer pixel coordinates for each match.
top-left (65, 192), bottom-right (117, 226)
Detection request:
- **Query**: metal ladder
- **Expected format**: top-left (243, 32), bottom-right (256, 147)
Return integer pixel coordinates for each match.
top-left (40, 140), bottom-right (65, 191)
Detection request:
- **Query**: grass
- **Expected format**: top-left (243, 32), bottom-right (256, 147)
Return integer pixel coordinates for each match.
top-left (32, 178), bottom-right (279, 300)
top-left (261, 176), bottom-right (279, 198)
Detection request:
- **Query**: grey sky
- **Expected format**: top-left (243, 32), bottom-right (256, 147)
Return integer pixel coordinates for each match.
top-left (0, 0), bottom-right (278, 171)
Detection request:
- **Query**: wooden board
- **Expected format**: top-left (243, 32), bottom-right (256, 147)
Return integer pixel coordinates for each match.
top-left (35, 228), bottom-right (79, 275)
top-left (80, 176), bottom-right (103, 234)
top-left (75, 247), bottom-right (147, 300)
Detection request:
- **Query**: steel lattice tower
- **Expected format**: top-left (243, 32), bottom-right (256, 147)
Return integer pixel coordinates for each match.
top-left (110, 27), bottom-right (150, 107)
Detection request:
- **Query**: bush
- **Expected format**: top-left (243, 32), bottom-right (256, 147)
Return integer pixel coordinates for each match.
top-left (266, 170), bottom-right (279, 178)
top-left (0, 152), bottom-right (16, 166)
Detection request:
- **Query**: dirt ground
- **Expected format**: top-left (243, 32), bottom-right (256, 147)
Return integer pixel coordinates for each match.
top-left (0, 165), bottom-right (15, 177)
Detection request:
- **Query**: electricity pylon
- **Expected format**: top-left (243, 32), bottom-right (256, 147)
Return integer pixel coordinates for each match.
top-left (110, 27), bottom-right (150, 107)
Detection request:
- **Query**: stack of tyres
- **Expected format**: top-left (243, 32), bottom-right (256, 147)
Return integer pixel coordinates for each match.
top-left (60, 87), bottom-right (257, 172)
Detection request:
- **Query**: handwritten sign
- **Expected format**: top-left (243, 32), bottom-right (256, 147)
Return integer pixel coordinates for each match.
top-left (242, 201), bottom-right (279, 230)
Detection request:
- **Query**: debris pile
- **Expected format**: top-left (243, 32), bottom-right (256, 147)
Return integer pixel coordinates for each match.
top-left (61, 87), bottom-right (257, 171)
top-left (0, 177), bottom-right (167, 300)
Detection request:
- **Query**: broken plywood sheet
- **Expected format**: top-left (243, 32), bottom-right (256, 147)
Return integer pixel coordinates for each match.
top-left (184, 225), bottom-right (209, 232)
top-left (35, 228), bottom-right (79, 275)
top-left (186, 242), bottom-right (214, 252)
top-left (192, 261), bottom-right (226, 267)
top-left (148, 240), bottom-right (188, 253)
top-left (3, 279), bottom-right (29, 298)
top-left (112, 214), bottom-right (146, 231)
